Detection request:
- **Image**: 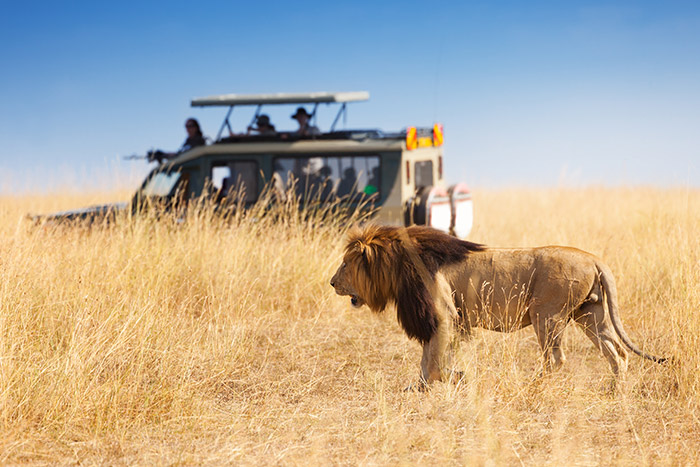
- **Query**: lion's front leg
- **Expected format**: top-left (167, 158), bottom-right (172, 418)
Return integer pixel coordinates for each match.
top-left (404, 335), bottom-right (447, 392)
top-left (420, 333), bottom-right (445, 384)
top-left (415, 320), bottom-right (465, 388)
top-left (416, 274), bottom-right (457, 387)
top-left (405, 325), bottom-right (463, 391)
top-left (403, 344), bottom-right (437, 392)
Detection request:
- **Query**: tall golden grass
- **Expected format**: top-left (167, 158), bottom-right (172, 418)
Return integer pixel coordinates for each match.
top-left (1, 187), bottom-right (698, 464)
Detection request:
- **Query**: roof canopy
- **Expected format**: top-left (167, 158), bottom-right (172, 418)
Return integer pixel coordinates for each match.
top-left (191, 91), bottom-right (369, 107)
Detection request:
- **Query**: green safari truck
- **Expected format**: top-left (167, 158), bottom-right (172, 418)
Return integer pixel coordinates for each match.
top-left (37, 91), bottom-right (474, 238)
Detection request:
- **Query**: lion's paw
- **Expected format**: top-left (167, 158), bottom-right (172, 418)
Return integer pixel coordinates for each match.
top-left (447, 370), bottom-right (465, 384)
top-left (404, 380), bottom-right (429, 392)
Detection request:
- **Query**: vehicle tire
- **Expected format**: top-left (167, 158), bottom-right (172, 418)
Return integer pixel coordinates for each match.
top-left (403, 185), bottom-right (451, 233)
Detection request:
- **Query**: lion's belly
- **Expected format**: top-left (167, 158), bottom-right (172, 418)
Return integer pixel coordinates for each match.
top-left (444, 251), bottom-right (532, 332)
top-left (455, 273), bottom-right (535, 332)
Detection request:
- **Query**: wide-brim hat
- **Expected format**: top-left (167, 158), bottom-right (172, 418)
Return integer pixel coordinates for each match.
top-left (291, 107), bottom-right (311, 119)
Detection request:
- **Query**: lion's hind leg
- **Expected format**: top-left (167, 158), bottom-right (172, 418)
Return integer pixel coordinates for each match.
top-left (530, 308), bottom-right (570, 374)
top-left (574, 302), bottom-right (629, 377)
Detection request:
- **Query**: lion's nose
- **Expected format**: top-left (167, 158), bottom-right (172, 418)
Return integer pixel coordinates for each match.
top-left (330, 279), bottom-right (335, 287)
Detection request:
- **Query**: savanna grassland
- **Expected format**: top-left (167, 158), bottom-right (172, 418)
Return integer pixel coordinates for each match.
top-left (0, 187), bottom-right (698, 465)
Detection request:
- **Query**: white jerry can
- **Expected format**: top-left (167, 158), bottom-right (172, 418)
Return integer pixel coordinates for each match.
top-left (448, 183), bottom-right (473, 239)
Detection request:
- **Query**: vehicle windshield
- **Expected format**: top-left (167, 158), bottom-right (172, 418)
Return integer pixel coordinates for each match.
top-left (141, 171), bottom-right (182, 197)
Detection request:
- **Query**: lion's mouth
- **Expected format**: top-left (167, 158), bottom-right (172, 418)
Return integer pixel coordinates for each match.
top-left (350, 295), bottom-right (363, 308)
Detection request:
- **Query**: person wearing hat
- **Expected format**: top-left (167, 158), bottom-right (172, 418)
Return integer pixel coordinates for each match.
top-left (291, 107), bottom-right (320, 136)
top-left (247, 114), bottom-right (277, 135)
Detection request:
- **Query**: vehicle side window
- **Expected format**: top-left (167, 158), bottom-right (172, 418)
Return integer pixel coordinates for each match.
top-left (273, 155), bottom-right (380, 202)
top-left (210, 161), bottom-right (259, 203)
top-left (415, 160), bottom-right (434, 188)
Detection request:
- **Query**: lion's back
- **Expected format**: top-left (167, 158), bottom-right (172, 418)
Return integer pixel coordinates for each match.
top-left (531, 245), bottom-right (600, 278)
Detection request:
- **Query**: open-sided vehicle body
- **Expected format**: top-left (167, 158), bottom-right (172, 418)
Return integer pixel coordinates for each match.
top-left (37, 92), bottom-right (474, 237)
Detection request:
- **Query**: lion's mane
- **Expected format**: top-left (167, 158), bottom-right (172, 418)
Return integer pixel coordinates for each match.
top-left (343, 225), bottom-right (484, 343)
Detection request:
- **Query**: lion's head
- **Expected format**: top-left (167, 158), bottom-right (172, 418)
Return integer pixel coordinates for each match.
top-left (330, 225), bottom-right (399, 312)
top-left (331, 224), bottom-right (484, 343)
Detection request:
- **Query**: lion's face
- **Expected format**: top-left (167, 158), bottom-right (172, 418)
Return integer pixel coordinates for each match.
top-left (330, 261), bottom-right (366, 308)
top-left (331, 226), bottom-right (403, 313)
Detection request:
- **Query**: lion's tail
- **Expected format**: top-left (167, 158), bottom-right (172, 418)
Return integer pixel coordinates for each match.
top-left (596, 262), bottom-right (667, 364)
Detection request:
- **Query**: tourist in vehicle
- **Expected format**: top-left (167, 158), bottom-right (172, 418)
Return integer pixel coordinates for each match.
top-left (337, 167), bottom-right (357, 197)
top-left (291, 107), bottom-right (320, 136)
top-left (247, 114), bottom-right (276, 135)
top-left (181, 118), bottom-right (206, 151)
top-left (147, 118), bottom-right (206, 163)
top-left (364, 166), bottom-right (380, 196)
top-left (314, 165), bottom-right (336, 201)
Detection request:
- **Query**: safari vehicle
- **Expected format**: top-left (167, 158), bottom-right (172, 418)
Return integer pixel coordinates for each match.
top-left (36, 91), bottom-right (474, 238)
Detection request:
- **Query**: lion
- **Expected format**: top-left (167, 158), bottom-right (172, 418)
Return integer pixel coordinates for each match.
top-left (330, 224), bottom-right (666, 388)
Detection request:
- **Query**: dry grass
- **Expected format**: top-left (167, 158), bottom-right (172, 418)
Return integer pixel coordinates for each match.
top-left (1, 187), bottom-right (698, 465)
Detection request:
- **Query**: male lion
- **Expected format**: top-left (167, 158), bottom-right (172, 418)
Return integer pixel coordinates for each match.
top-left (330, 224), bottom-right (666, 388)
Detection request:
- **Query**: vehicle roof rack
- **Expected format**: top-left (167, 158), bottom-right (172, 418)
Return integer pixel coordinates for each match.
top-left (190, 91), bottom-right (369, 107)
top-left (191, 91), bottom-right (370, 140)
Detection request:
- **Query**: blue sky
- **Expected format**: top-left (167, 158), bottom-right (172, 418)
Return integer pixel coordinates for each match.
top-left (1, 1), bottom-right (699, 193)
